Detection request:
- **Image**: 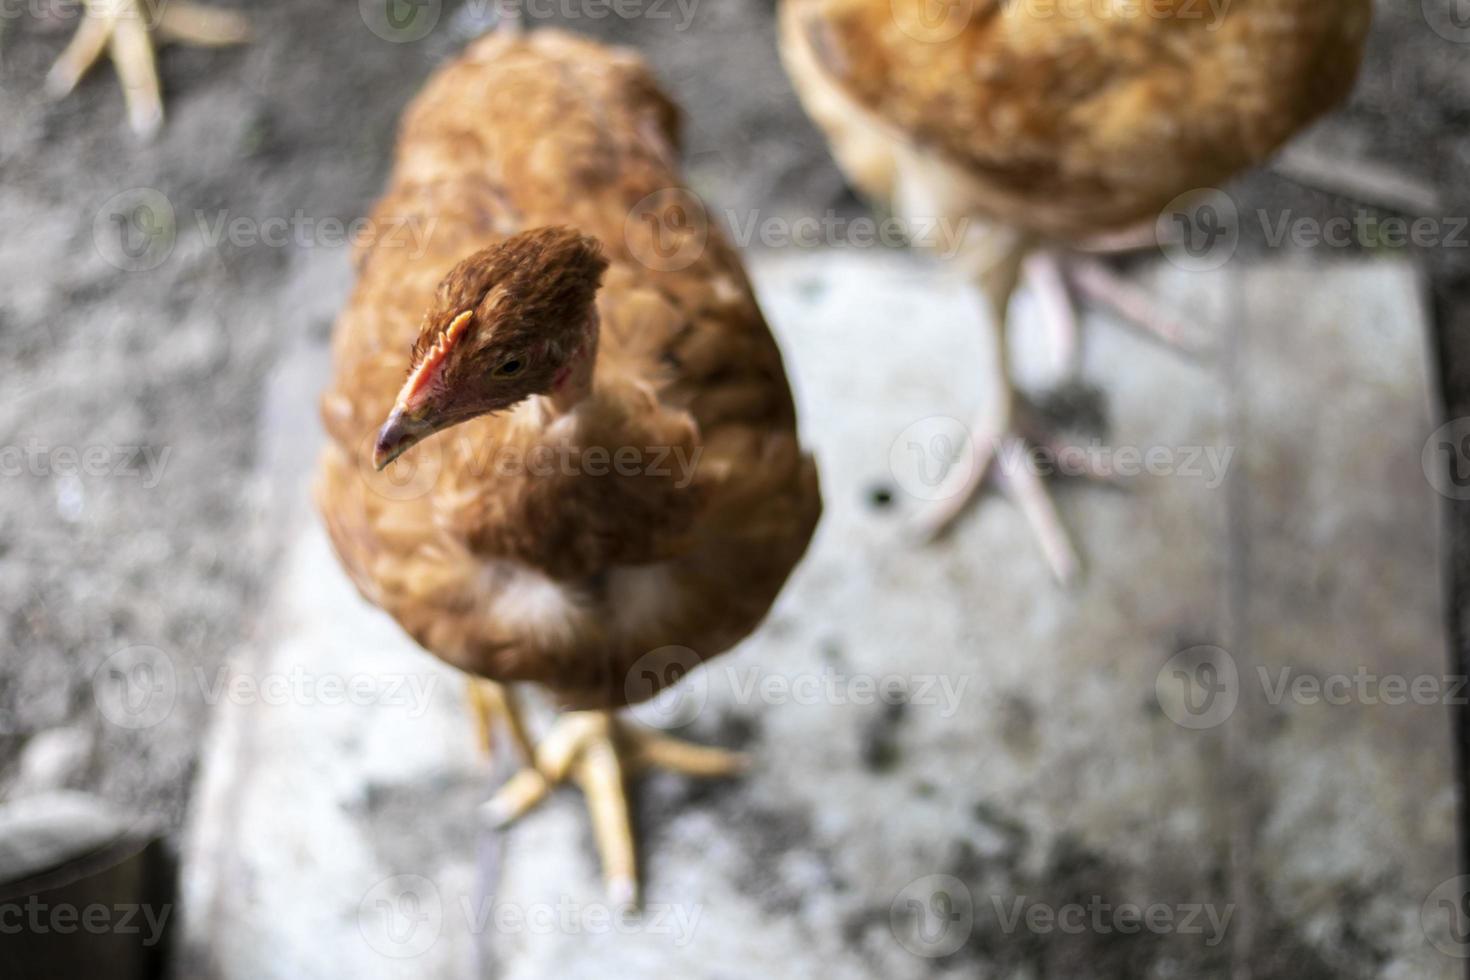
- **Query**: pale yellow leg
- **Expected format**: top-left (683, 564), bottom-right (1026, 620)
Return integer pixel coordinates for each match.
top-left (473, 690), bottom-right (747, 906)
top-left (109, 12), bottom-right (162, 138)
top-left (467, 679), bottom-right (496, 755)
top-left (574, 715), bottom-right (637, 905)
top-left (44, 0), bottom-right (250, 137)
top-left (44, 2), bottom-right (115, 98)
top-left (480, 708), bottom-right (589, 828)
top-left (467, 679), bottom-right (536, 759)
top-left (468, 680), bottom-right (548, 822)
top-left (630, 728), bottom-right (750, 777)
top-left (155, 3), bottom-right (251, 45)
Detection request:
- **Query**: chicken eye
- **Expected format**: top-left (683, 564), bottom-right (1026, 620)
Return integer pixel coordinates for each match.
top-left (494, 359), bottom-right (524, 378)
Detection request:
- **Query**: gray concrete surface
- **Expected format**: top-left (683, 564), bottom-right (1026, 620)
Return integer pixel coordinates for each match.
top-left (178, 251), bottom-right (1456, 978)
top-left (0, 0), bottom-right (1463, 840)
top-left (1, 0), bottom-right (1467, 976)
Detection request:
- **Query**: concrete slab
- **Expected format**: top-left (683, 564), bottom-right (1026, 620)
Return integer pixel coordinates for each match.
top-left (179, 251), bottom-right (1457, 979)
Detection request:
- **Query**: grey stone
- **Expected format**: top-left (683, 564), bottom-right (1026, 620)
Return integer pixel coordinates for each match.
top-left (0, 792), bottom-right (171, 980)
top-left (4, 726), bottom-right (95, 800)
top-left (0, 791), bottom-right (148, 884)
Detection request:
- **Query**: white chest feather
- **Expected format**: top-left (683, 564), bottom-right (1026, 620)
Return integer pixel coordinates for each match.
top-left (606, 563), bottom-right (681, 635)
top-left (485, 561), bottom-right (584, 643)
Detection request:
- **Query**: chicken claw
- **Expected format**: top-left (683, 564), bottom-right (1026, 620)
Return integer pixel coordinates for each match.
top-left (914, 420), bottom-right (1086, 586)
top-left (469, 680), bottom-right (746, 905)
top-left (1065, 255), bottom-right (1209, 358)
top-left (46, 0), bottom-right (250, 137)
top-left (1025, 247), bottom-right (1212, 365)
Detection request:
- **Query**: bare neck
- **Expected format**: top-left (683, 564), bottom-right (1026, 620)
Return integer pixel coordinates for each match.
top-left (546, 309), bottom-right (600, 415)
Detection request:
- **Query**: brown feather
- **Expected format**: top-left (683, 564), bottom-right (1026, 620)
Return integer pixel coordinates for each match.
top-left (315, 30), bottom-right (821, 708)
top-left (780, 0), bottom-right (1372, 240)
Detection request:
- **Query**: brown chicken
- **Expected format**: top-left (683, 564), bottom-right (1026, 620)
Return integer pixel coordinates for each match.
top-left (780, 0), bottom-right (1370, 579)
top-left (315, 30), bottom-right (820, 901)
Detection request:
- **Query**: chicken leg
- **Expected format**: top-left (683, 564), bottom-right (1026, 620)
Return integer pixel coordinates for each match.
top-left (920, 243), bottom-right (1200, 579)
top-left (911, 324), bottom-right (1083, 583)
top-left (467, 679), bottom-right (747, 905)
top-left (912, 246), bottom-right (1106, 583)
top-left (45, 0), bottom-right (250, 138)
top-left (1024, 219), bottom-right (1212, 371)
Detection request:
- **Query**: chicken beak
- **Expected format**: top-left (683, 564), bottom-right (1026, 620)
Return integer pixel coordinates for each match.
top-left (373, 408), bottom-right (428, 470)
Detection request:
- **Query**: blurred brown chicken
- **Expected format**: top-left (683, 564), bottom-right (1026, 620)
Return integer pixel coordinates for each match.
top-left (315, 29), bottom-right (820, 902)
top-left (781, 0), bottom-right (1370, 579)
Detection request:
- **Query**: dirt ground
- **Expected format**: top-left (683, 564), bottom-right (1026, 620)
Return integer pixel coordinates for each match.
top-left (0, 0), bottom-right (1466, 872)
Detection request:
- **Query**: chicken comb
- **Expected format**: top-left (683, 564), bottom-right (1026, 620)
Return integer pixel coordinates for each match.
top-left (399, 308), bottom-right (474, 408)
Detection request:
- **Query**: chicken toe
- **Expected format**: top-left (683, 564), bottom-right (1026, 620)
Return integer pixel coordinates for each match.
top-left (45, 0), bottom-right (249, 137)
top-left (913, 419), bottom-right (1083, 585)
top-left (1063, 255), bottom-right (1211, 359)
top-left (475, 692), bottom-right (746, 905)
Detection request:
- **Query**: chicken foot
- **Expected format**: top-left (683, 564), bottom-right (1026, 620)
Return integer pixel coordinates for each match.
top-left (1024, 247), bottom-right (1211, 367)
top-left (914, 253), bottom-right (1123, 584)
top-left (46, 0), bottom-right (250, 137)
top-left (1065, 255), bottom-right (1206, 356)
top-left (912, 390), bottom-right (1106, 585)
top-left (468, 679), bottom-right (747, 905)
